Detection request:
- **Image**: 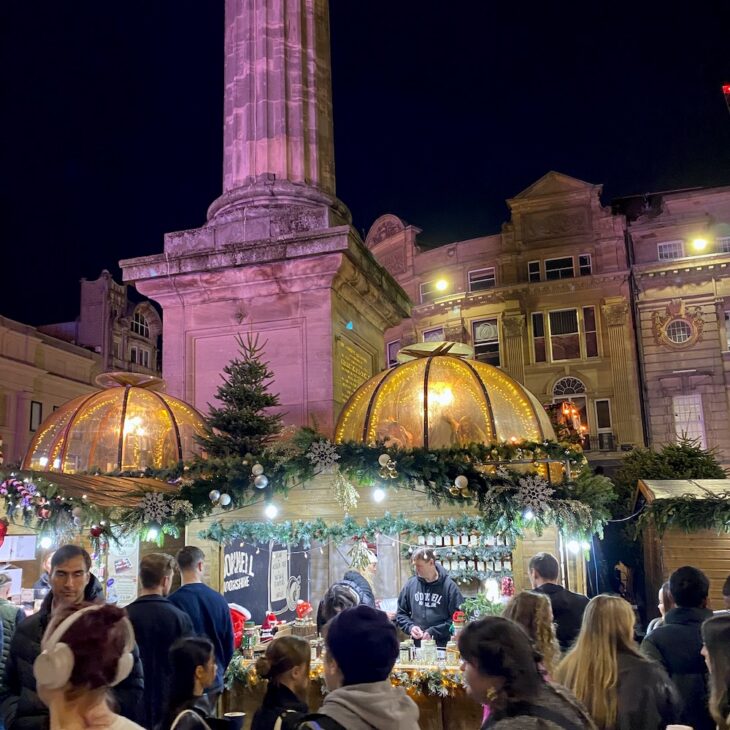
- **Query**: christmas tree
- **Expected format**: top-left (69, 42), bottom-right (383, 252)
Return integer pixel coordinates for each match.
top-left (198, 334), bottom-right (283, 457)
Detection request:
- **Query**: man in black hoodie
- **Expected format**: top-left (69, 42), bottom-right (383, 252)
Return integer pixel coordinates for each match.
top-left (0, 545), bottom-right (144, 730)
top-left (641, 565), bottom-right (714, 730)
top-left (396, 548), bottom-right (463, 647)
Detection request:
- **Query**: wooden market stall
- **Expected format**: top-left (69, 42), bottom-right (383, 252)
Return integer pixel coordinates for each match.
top-left (637, 479), bottom-right (730, 615)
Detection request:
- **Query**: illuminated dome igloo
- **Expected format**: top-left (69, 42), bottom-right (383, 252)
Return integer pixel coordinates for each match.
top-left (335, 345), bottom-right (555, 448)
top-left (23, 373), bottom-right (206, 474)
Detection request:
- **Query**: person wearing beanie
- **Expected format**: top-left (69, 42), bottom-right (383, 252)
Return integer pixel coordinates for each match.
top-left (298, 605), bottom-right (419, 730)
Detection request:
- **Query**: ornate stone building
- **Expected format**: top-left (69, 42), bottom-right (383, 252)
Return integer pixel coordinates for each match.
top-left (39, 270), bottom-right (162, 376)
top-left (620, 185), bottom-right (730, 462)
top-left (369, 172), bottom-right (645, 466)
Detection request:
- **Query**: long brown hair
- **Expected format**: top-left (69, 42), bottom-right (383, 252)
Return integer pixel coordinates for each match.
top-left (555, 594), bottom-right (641, 730)
top-left (702, 614), bottom-right (730, 730)
top-left (503, 591), bottom-right (560, 675)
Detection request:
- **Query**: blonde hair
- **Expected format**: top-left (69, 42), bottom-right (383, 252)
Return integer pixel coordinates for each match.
top-left (555, 594), bottom-right (640, 730)
top-left (503, 591), bottom-right (560, 675)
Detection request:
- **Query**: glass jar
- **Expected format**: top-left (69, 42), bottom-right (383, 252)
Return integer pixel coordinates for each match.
top-left (399, 641), bottom-right (410, 665)
top-left (446, 640), bottom-right (460, 666)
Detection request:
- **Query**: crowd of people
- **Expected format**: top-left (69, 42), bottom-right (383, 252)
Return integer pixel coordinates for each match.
top-left (0, 543), bottom-right (728, 730)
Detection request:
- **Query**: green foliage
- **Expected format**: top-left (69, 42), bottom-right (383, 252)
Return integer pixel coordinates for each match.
top-left (636, 492), bottom-right (730, 537)
top-left (612, 439), bottom-right (726, 516)
top-left (197, 333), bottom-right (283, 457)
top-left (461, 593), bottom-right (504, 621)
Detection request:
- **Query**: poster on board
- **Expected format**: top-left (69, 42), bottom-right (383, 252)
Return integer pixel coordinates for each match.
top-left (0, 536), bottom-right (37, 562)
top-left (222, 540), bottom-right (309, 624)
top-left (106, 534), bottom-right (140, 607)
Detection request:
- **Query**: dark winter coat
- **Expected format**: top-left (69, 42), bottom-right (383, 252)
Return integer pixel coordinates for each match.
top-left (614, 649), bottom-right (680, 730)
top-left (126, 594), bottom-right (193, 730)
top-left (250, 683), bottom-right (308, 730)
top-left (0, 576), bottom-right (145, 730)
top-left (483, 682), bottom-right (596, 730)
top-left (161, 695), bottom-right (233, 730)
top-left (168, 583), bottom-right (234, 694)
top-left (640, 605), bottom-right (714, 730)
top-left (395, 563), bottom-right (464, 647)
top-left (316, 571), bottom-right (376, 632)
top-left (0, 599), bottom-right (24, 697)
top-left (533, 583), bottom-right (589, 651)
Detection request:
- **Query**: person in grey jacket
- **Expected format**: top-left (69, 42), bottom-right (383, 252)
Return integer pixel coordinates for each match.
top-left (395, 548), bottom-right (463, 647)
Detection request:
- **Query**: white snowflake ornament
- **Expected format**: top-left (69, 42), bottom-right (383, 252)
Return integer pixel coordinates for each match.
top-left (306, 439), bottom-right (340, 473)
top-left (140, 492), bottom-right (171, 523)
top-left (515, 474), bottom-right (554, 514)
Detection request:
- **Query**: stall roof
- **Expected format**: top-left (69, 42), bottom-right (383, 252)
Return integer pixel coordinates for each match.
top-left (22, 472), bottom-right (177, 508)
top-left (636, 479), bottom-right (730, 505)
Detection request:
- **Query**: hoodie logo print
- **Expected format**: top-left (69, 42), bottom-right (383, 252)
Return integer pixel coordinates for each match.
top-left (414, 591), bottom-right (442, 609)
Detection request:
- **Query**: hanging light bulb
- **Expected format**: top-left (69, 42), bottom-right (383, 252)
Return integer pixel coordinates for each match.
top-left (373, 487), bottom-right (386, 503)
top-left (39, 536), bottom-right (53, 550)
top-left (264, 503), bottom-right (278, 520)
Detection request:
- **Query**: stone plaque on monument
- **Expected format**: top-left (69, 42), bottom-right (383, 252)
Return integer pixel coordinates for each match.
top-left (337, 337), bottom-right (373, 402)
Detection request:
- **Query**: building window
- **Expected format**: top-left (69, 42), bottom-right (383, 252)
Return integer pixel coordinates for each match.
top-left (595, 399), bottom-right (612, 431)
top-left (549, 309), bottom-right (580, 360)
top-left (420, 281), bottom-right (448, 304)
top-left (131, 311), bottom-right (150, 338)
top-left (468, 268), bottom-right (496, 292)
top-left (666, 319), bottom-right (692, 344)
top-left (583, 306), bottom-right (598, 357)
top-left (657, 240), bottom-right (684, 260)
top-left (673, 393), bottom-right (706, 448)
top-left (545, 257), bottom-right (575, 280)
top-left (386, 340), bottom-right (400, 368)
top-left (552, 378), bottom-right (587, 439)
top-left (532, 313), bottom-right (546, 363)
top-left (725, 312), bottom-right (730, 351)
top-left (472, 319), bottom-right (500, 367)
top-left (552, 377), bottom-right (586, 397)
top-left (140, 350), bottom-right (150, 368)
top-left (528, 261), bottom-right (541, 283)
top-left (578, 254), bottom-right (592, 276)
top-left (130, 346), bottom-right (138, 364)
top-left (719, 237), bottom-right (730, 253)
top-left (423, 327), bottom-right (444, 342)
top-left (30, 401), bottom-right (42, 431)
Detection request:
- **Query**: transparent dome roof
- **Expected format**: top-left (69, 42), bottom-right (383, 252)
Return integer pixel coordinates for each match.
top-left (23, 373), bottom-right (206, 473)
top-left (335, 351), bottom-right (555, 448)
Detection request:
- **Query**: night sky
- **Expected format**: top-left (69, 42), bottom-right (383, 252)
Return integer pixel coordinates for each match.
top-left (1, 1), bottom-right (729, 325)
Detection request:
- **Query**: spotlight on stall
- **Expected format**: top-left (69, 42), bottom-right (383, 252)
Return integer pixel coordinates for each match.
top-left (523, 509), bottom-right (535, 521)
top-left (39, 536), bottom-right (53, 550)
top-left (264, 502), bottom-right (279, 520)
top-left (372, 487), bottom-right (386, 503)
top-left (567, 539), bottom-right (580, 555)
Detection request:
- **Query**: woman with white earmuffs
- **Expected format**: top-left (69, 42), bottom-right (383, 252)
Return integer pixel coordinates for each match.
top-left (33, 602), bottom-right (145, 730)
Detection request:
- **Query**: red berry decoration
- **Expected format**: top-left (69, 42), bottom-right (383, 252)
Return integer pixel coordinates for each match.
top-left (90, 525), bottom-right (103, 538)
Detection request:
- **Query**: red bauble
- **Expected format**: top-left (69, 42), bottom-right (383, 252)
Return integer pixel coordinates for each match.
top-left (0, 520), bottom-right (7, 548)
top-left (89, 525), bottom-right (103, 538)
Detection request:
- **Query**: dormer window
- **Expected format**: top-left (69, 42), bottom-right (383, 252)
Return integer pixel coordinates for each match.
top-left (131, 312), bottom-right (150, 338)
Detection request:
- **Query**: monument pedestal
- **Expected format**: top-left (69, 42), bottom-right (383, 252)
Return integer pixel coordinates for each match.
top-left (121, 224), bottom-right (409, 436)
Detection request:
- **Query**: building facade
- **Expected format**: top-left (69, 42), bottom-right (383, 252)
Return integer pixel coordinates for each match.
top-left (622, 185), bottom-right (730, 463)
top-left (39, 270), bottom-right (162, 376)
top-left (0, 316), bottom-right (100, 464)
top-left (368, 172), bottom-right (647, 467)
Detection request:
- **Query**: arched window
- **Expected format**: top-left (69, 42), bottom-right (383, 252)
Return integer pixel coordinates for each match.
top-left (131, 311), bottom-right (150, 338)
top-left (552, 377), bottom-right (586, 396)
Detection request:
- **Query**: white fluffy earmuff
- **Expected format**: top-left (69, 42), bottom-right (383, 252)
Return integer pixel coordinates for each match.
top-left (33, 605), bottom-right (136, 690)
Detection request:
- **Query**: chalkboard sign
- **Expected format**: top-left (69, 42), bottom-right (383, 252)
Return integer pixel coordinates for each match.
top-left (222, 540), bottom-right (309, 624)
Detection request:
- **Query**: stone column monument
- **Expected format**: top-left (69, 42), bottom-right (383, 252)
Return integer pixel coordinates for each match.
top-left (121, 0), bottom-right (409, 435)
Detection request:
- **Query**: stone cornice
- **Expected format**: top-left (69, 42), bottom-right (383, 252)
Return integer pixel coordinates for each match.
top-left (633, 256), bottom-right (730, 278)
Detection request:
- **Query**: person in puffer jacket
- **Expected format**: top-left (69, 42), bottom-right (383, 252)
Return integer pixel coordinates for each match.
top-left (316, 571), bottom-right (376, 633)
top-left (0, 545), bottom-right (144, 730)
top-left (395, 548), bottom-right (464, 647)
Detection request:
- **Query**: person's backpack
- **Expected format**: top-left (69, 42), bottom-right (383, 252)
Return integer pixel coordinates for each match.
top-left (276, 711), bottom-right (345, 730)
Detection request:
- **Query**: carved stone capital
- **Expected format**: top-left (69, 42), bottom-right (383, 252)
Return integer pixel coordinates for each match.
top-left (601, 300), bottom-right (629, 327)
top-left (502, 314), bottom-right (525, 338)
